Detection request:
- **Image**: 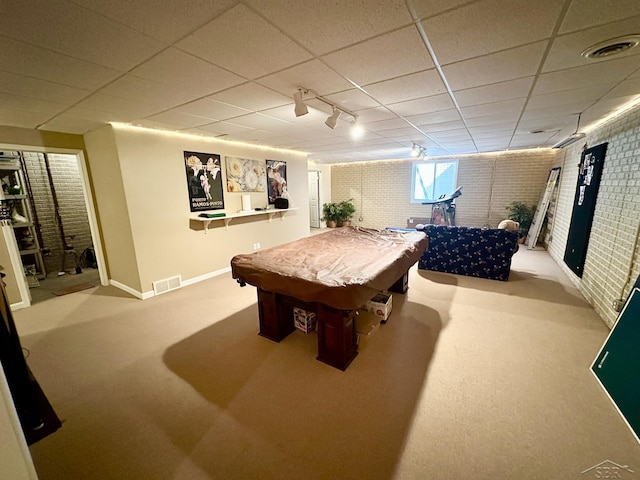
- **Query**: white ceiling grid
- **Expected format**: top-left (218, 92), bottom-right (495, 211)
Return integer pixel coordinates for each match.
top-left (0, 0), bottom-right (639, 162)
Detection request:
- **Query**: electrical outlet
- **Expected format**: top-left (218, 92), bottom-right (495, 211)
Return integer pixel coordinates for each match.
top-left (612, 299), bottom-right (625, 312)
top-left (253, 242), bottom-right (261, 250)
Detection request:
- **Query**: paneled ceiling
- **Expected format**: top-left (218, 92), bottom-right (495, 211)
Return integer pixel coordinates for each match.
top-left (2, 0), bottom-right (640, 162)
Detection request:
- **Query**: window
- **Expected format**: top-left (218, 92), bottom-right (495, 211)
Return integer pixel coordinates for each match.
top-left (411, 160), bottom-right (458, 203)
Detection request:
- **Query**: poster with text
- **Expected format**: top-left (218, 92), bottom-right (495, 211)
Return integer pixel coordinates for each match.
top-left (184, 151), bottom-right (224, 212)
top-left (266, 160), bottom-right (287, 204)
top-left (225, 157), bottom-right (267, 192)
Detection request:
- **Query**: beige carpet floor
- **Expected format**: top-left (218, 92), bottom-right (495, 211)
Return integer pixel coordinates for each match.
top-left (14, 246), bottom-right (640, 479)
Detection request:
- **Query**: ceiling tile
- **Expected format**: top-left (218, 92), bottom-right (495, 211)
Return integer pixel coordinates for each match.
top-left (177, 98), bottom-right (252, 121)
top-left (424, 0), bottom-right (562, 65)
top-left (0, 108), bottom-right (52, 129)
top-left (406, 109), bottom-right (463, 126)
top-left (353, 107), bottom-right (398, 123)
top-left (4, 0), bottom-right (163, 71)
top-left (75, 93), bottom-right (166, 118)
top-left (363, 70), bottom-right (447, 104)
top-left (37, 116), bottom-right (106, 134)
top-left (387, 94), bottom-right (456, 116)
top-left (460, 98), bottom-right (527, 119)
top-left (256, 60), bottom-right (354, 98)
top-left (0, 71), bottom-right (90, 105)
top-left (131, 48), bottom-right (244, 97)
top-left (411, 0), bottom-right (476, 20)
top-left (321, 26), bottom-right (434, 86)
top-left (209, 83), bottom-right (291, 112)
top-left (544, 18), bottom-right (640, 73)
top-left (0, 93), bottom-right (67, 115)
top-left (442, 42), bottom-right (548, 91)
top-left (534, 56), bottom-right (640, 95)
top-left (454, 77), bottom-right (535, 107)
top-left (177, 4), bottom-right (312, 80)
top-left (527, 83), bottom-right (615, 109)
top-left (98, 75), bottom-right (202, 108)
top-left (245, 0), bottom-right (412, 55)
top-left (560, 0), bottom-right (640, 34)
top-left (144, 111), bottom-right (215, 128)
top-left (0, 37), bottom-right (121, 90)
top-left (71, 0), bottom-right (237, 43)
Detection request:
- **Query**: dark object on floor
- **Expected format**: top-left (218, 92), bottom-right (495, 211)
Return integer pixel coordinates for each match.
top-left (52, 282), bottom-right (95, 296)
top-left (418, 225), bottom-right (519, 281)
top-left (1, 272), bottom-right (61, 444)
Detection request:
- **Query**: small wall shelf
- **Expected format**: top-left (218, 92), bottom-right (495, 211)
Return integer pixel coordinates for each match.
top-left (191, 207), bottom-right (299, 233)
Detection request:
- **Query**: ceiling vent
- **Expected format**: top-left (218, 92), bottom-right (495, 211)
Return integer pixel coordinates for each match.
top-left (582, 35), bottom-right (640, 59)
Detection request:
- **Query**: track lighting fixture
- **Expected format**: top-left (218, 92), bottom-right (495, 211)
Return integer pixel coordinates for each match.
top-left (325, 106), bottom-right (341, 129)
top-left (411, 143), bottom-right (426, 158)
top-left (292, 86), bottom-right (362, 135)
top-left (293, 89), bottom-right (309, 117)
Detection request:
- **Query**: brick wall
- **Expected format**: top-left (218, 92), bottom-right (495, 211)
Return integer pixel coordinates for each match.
top-left (547, 103), bottom-right (640, 328)
top-left (22, 152), bottom-right (93, 276)
top-left (331, 150), bottom-right (558, 230)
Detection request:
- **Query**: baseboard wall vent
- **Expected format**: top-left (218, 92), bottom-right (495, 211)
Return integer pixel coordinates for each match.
top-left (152, 275), bottom-right (182, 296)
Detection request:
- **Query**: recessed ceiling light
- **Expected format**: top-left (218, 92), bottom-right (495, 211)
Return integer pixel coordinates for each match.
top-left (581, 35), bottom-right (640, 59)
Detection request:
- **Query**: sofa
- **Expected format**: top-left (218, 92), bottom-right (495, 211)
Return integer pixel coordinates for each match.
top-left (417, 225), bottom-right (520, 281)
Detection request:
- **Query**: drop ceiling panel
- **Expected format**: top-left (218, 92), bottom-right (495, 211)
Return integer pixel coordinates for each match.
top-left (0, 71), bottom-right (90, 105)
top-left (543, 18), bottom-right (640, 73)
top-left (131, 48), bottom-right (244, 97)
top-left (460, 98), bottom-right (527, 119)
top-left (424, 0), bottom-right (563, 65)
top-left (559, 0), bottom-right (640, 34)
top-left (2, 1), bottom-right (640, 162)
top-left (177, 4), bottom-right (312, 80)
top-left (209, 84), bottom-right (291, 112)
top-left (321, 26), bottom-right (434, 86)
top-left (97, 75), bottom-right (201, 108)
top-left (256, 60), bottom-right (354, 98)
top-left (387, 94), bottom-right (456, 117)
top-left (3, 0), bottom-right (163, 71)
top-left (442, 42), bottom-right (548, 91)
top-left (144, 111), bottom-right (215, 128)
top-left (534, 56), bottom-right (640, 95)
top-left (71, 0), bottom-right (238, 43)
top-left (453, 77), bottom-right (535, 107)
top-left (0, 38), bottom-right (122, 90)
top-left (176, 99), bottom-right (251, 121)
top-left (245, 0), bottom-right (412, 55)
top-left (363, 70), bottom-right (447, 104)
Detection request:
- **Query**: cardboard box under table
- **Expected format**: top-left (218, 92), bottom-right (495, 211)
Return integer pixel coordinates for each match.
top-left (231, 226), bottom-right (429, 371)
top-left (367, 292), bottom-right (392, 322)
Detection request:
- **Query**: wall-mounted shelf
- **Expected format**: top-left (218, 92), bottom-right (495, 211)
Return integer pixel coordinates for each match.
top-left (192, 207), bottom-right (299, 233)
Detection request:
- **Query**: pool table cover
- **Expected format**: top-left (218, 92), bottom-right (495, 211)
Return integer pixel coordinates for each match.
top-left (231, 226), bottom-right (429, 310)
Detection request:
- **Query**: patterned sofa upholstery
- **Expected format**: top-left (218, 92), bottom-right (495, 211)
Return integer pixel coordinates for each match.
top-left (417, 225), bottom-right (520, 281)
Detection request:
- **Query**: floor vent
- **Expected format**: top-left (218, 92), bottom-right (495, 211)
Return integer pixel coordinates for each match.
top-left (152, 275), bottom-right (182, 296)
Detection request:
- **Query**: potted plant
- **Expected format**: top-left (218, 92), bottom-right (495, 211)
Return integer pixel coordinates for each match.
top-left (322, 202), bottom-right (341, 228)
top-left (505, 201), bottom-right (536, 240)
top-left (337, 199), bottom-right (356, 226)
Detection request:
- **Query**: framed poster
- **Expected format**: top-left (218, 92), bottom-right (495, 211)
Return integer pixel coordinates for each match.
top-left (184, 151), bottom-right (224, 212)
top-left (225, 157), bottom-right (267, 192)
top-left (563, 143), bottom-right (607, 277)
top-left (266, 160), bottom-right (287, 204)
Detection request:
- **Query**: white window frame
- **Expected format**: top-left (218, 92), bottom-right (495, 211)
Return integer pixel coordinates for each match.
top-left (410, 159), bottom-right (459, 203)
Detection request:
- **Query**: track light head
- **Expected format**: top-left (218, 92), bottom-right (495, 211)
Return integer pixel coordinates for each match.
top-left (325, 107), bottom-right (341, 129)
top-left (411, 143), bottom-right (426, 158)
top-left (293, 89), bottom-right (308, 117)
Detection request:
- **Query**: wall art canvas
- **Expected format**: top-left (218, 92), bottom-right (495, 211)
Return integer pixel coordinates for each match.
top-left (184, 151), bottom-right (224, 212)
top-left (225, 157), bottom-right (267, 192)
top-left (266, 160), bottom-right (287, 204)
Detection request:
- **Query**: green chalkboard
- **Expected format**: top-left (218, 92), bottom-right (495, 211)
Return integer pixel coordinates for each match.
top-left (591, 287), bottom-right (640, 444)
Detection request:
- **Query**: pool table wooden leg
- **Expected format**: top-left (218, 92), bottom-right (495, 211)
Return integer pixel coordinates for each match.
top-left (316, 305), bottom-right (358, 371)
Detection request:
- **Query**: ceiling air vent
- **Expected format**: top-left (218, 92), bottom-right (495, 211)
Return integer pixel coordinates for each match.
top-left (582, 35), bottom-right (640, 59)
